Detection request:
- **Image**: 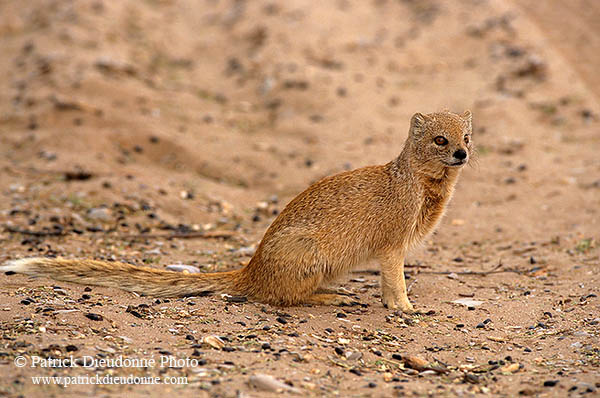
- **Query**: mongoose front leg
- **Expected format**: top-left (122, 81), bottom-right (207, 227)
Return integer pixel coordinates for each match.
top-left (378, 250), bottom-right (415, 313)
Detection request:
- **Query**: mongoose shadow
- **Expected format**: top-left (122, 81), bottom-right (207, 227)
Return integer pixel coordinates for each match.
top-left (2, 110), bottom-right (473, 313)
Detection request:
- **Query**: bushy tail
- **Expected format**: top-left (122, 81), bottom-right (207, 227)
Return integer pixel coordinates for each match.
top-left (1, 257), bottom-right (246, 297)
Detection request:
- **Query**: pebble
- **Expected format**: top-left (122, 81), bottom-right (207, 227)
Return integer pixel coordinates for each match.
top-left (276, 316), bottom-right (288, 324)
top-left (349, 368), bottom-right (362, 376)
top-left (203, 335), bottom-right (225, 349)
top-left (577, 383), bottom-right (596, 393)
top-left (248, 374), bottom-right (301, 394)
top-left (225, 296), bottom-right (248, 303)
top-left (87, 207), bottom-right (111, 221)
top-left (345, 351), bottom-right (362, 361)
top-left (543, 380), bottom-right (559, 387)
top-left (234, 246), bottom-right (256, 256)
top-left (451, 298), bottom-right (483, 307)
top-left (165, 264), bottom-right (200, 273)
top-left (84, 313), bottom-right (103, 321)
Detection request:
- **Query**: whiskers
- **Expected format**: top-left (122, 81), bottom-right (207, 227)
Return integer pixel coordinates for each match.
top-left (467, 147), bottom-right (481, 171)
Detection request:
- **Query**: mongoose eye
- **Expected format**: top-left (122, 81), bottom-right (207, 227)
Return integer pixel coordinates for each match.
top-left (464, 135), bottom-right (470, 144)
top-left (434, 136), bottom-right (448, 146)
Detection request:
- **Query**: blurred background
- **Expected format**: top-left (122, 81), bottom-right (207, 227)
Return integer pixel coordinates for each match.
top-left (0, 0), bottom-right (598, 258)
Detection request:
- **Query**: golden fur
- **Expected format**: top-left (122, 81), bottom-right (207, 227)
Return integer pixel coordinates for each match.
top-left (2, 111), bottom-right (473, 312)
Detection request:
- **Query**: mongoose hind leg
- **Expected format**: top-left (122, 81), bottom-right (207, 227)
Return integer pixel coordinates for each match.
top-left (303, 293), bottom-right (354, 306)
top-left (378, 250), bottom-right (415, 313)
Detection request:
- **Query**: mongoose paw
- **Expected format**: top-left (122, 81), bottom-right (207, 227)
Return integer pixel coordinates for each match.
top-left (382, 296), bottom-right (415, 314)
top-left (304, 293), bottom-right (355, 306)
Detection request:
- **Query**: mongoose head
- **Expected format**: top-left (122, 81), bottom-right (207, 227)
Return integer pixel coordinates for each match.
top-left (407, 110), bottom-right (473, 176)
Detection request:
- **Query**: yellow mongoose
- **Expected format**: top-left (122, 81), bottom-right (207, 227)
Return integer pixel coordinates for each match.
top-left (2, 111), bottom-right (472, 312)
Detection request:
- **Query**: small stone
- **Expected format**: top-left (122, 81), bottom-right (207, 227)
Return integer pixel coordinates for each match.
top-left (84, 313), bottom-right (103, 321)
top-left (203, 335), bottom-right (225, 349)
top-left (402, 355), bottom-right (429, 371)
top-left (225, 296), bottom-right (248, 303)
top-left (248, 374), bottom-right (301, 394)
top-left (276, 316), bottom-right (288, 324)
top-left (451, 298), bottom-right (483, 307)
top-left (65, 345), bottom-right (78, 352)
top-left (234, 246), bottom-right (256, 256)
top-left (345, 351), bottom-right (362, 361)
top-left (543, 380), bottom-right (559, 387)
top-left (334, 347), bottom-right (344, 356)
top-left (464, 373), bottom-right (480, 384)
top-left (87, 207), bottom-right (111, 221)
top-left (349, 368), bottom-right (362, 376)
top-left (500, 363), bottom-right (521, 373)
top-left (165, 264), bottom-right (200, 273)
top-left (577, 383), bottom-right (596, 393)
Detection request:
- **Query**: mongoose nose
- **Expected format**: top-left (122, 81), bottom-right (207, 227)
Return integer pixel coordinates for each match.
top-left (453, 149), bottom-right (467, 160)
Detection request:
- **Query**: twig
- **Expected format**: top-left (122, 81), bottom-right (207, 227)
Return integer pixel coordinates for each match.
top-left (413, 268), bottom-right (522, 276)
top-left (328, 356), bottom-right (353, 369)
top-left (4, 226), bottom-right (65, 237)
top-left (379, 357), bottom-right (404, 367)
top-left (3, 225), bottom-right (237, 240)
top-left (353, 262), bottom-right (521, 278)
top-left (408, 261), bottom-right (524, 276)
top-left (407, 278), bottom-right (418, 294)
top-left (404, 263), bottom-right (432, 269)
top-left (117, 230), bottom-right (237, 240)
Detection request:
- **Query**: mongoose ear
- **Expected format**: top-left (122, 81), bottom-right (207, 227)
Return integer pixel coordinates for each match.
top-left (410, 112), bottom-right (427, 135)
top-left (462, 110), bottom-right (472, 130)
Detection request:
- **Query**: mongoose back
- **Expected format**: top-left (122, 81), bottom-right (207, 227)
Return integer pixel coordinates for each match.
top-left (2, 110), bottom-right (473, 312)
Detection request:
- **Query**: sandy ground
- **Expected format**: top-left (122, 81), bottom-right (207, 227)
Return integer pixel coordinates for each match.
top-left (0, 0), bottom-right (598, 397)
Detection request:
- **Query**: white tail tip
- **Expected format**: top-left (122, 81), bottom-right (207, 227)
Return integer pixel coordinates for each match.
top-left (1, 258), bottom-right (38, 273)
